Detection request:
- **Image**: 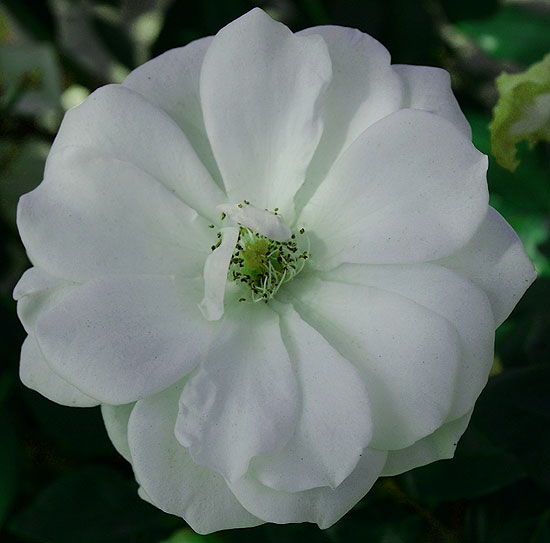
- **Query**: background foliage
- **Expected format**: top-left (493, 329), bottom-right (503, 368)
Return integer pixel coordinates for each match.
top-left (1, 1), bottom-right (549, 542)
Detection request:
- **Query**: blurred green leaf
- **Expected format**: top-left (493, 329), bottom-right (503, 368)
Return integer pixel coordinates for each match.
top-left (2, 0), bottom-right (55, 41)
top-left (0, 42), bottom-right (62, 117)
top-left (226, 522), bottom-right (332, 543)
top-left (467, 110), bottom-right (550, 215)
top-left (0, 409), bottom-right (18, 529)
top-left (158, 528), bottom-right (223, 543)
top-left (92, 11), bottom-right (136, 69)
top-left (458, 5), bottom-right (550, 65)
top-left (0, 137), bottom-right (49, 225)
top-left (9, 466), bottom-right (176, 543)
top-left (153, 0), bottom-right (255, 56)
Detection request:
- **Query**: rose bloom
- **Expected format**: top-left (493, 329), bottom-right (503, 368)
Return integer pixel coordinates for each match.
top-left (15, 8), bottom-right (535, 534)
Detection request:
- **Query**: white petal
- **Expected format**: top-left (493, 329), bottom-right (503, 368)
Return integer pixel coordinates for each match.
top-left (198, 226), bottom-right (239, 321)
top-left (438, 207), bottom-right (537, 327)
top-left (101, 403), bottom-right (135, 462)
top-left (20, 335), bottom-right (98, 407)
top-left (175, 303), bottom-right (299, 482)
top-left (288, 275), bottom-right (460, 450)
top-left (251, 303), bottom-right (372, 492)
top-left (300, 109), bottom-right (488, 270)
top-left (128, 380), bottom-right (262, 533)
top-left (229, 447), bottom-right (386, 528)
top-left (18, 146), bottom-right (212, 281)
top-left (15, 267), bottom-right (78, 335)
top-left (49, 84), bottom-right (224, 220)
top-left (200, 8), bottom-right (332, 216)
top-left (123, 37), bottom-right (223, 188)
top-left (393, 64), bottom-right (472, 137)
top-left (296, 25), bottom-right (403, 208)
top-left (381, 411), bottom-right (473, 476)
top-left (217, 203), bottom-right (291, 241)
top-left (322, 262), bottom-right (495, 421)
top-left (34, 275), bottom-right (215, 405)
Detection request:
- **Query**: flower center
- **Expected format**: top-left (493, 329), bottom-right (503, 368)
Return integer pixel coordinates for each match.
top-left (229, 224), bottom-right (308, 303)
top-left (198, 202), bottom-right (309, 321)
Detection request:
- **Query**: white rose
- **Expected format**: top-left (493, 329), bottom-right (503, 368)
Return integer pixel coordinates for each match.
top-left (14, 8), bottom-right (535, 534)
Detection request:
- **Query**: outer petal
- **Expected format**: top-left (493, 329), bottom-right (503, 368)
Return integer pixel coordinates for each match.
top-left (18, 147), bottom-right (212, 281)
top-left (381, 411), bottom-right (473, 476)
top-left (15, 267), bottom-right (78, 335)
top-left (123, 37), bottom-right (224, 188)
top-left (438, 207), bottom-right (537, 327)
top-left (101, 403), bottom-right (135, 462)
top-left (322, 262), bottom-right (495, 421)
top-left (229, 447), bottom-right (387, 528)
top-left (48, 84), bottom-right (224, 220)
top-left (20, 335), bottom-right (98, 407)
top-left (175, 303), bottom-right (299, 482)
top-left (200, 8), bottom-right (332, 216)
top-left (34, 275), bottom-right (216, 405)
top-left (296, 25), bottom-right (403, 209)
top-left (287, 274), bottom-right (461, 450)
top-left (393, 64), bottom-right (472, 137)
top-left (128, 380), bottom-right (263, 534)
top-left (299, 109), bottom-right (488, 270)
top-left (251, 303), bottom-right (372, 492)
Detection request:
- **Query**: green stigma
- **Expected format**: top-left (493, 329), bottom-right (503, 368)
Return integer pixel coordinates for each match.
top-left (229, 225), bottom-right (308, 303)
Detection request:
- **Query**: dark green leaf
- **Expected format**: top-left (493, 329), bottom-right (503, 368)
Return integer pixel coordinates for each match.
top-left (9, 467), bottom-right (176, 543)
top-left (531, 511), bottom-right (550, 543)
top-left (0, 137), bottom-right (49, 225)
top-left (22, 389), bottom-right (115, 458)
top-left (440, 0), bottom-right (499, 22)
top-left (396, 425), bottom-right (526, 507)
top-left (91, 14), bottom-right (136, 69)
top-left (0, 409), bottom-right (18, 529)
top-left (464, 481), bottom-right (548, 543)
top-left (497, 279), bottom-right (550, 369)
top-left (472, 365), bottom-right (550, 492)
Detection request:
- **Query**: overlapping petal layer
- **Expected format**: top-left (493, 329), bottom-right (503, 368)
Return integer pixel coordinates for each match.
top-left (34, 275), bottom-right (214, 404)
top-left (122, 37), bottom-right (223, 187)
top-left (48, 84), bottom-right (224, 220)
top-left (439, 207), bottom-right (537, 327)
top-left (381, 411), bottom-right (473, 476)
top-left (300, 108), bottom-right (488, 269)
top-left (176, 304), bottom-right (299, 482)
top-left (128, 381), bottom-right (263, 534)
top-left (288, 274), bottom-right (461, 450)
top-left (229, 447), bottom-right (386, 528)
top-left (251, 303), bottom-right (372, 492)
top-left (321, 262), bottom-right (495, 420)
top-left (295, 25), bottom-right (403, 208)
top-left (200, 8), bottom-right (332, 217)
top-left (18, 146), bottom-right (212, 281)
top-left (393, 64), bottom-right (472, 137)
top-left (20, 335), bottom-right (98, 407)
